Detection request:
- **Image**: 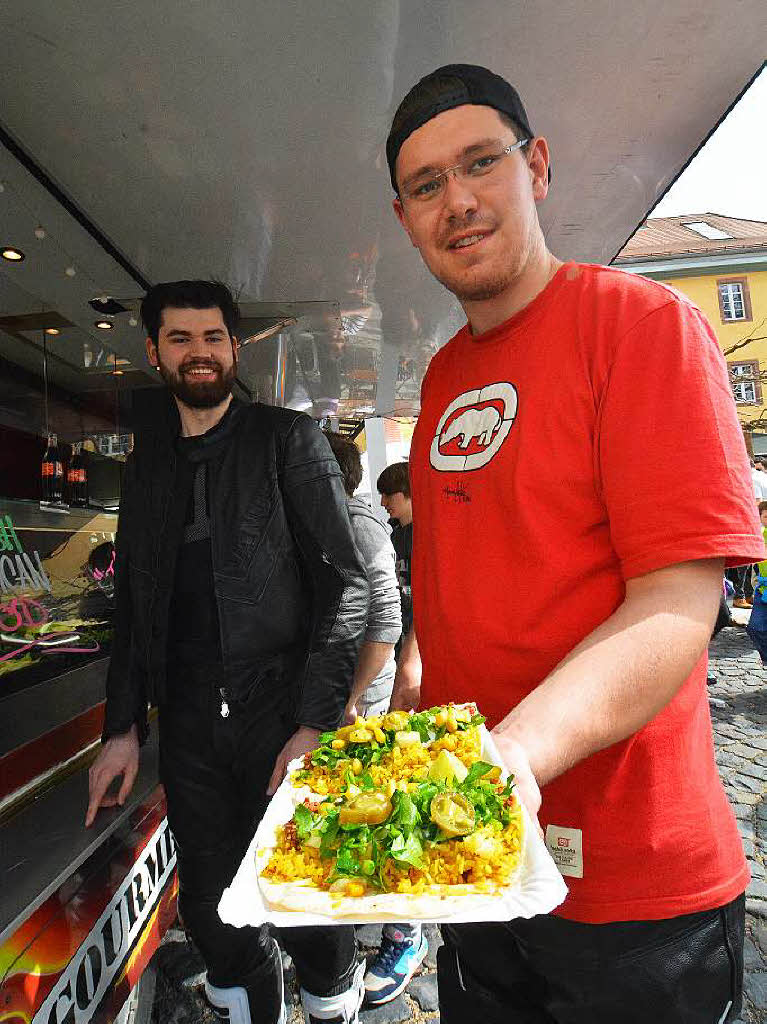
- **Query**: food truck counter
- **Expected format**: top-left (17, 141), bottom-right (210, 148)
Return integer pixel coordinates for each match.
top-left (0, 497), bottom-right (177, 1024)
top-left (0, 728), bottom-right (166, 945)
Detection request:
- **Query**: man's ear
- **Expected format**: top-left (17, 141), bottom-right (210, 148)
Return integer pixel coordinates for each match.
top-left (146, 337), bottom-right (159, 367)
top-left (393, 196), bottom-right (418, 248)
top-left (528, 137), bottom-right (551, 202)
top-left (231, 335), bottom-right (239, 365)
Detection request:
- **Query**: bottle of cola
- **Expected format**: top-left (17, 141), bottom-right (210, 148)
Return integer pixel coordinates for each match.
top-left (67, 441), bottom-right (88, 507)
top-left (42, 433), bottom-right (64, 503)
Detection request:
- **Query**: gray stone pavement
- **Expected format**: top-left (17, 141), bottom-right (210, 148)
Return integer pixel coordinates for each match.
top-left (149, 624), bottom-right (766, 1023)
top-left (707, 624), bottom-right (766, 1023)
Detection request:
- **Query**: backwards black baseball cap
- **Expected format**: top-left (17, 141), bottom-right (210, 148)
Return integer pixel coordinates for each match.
top-left (386, 63), bottom-right (549, 192)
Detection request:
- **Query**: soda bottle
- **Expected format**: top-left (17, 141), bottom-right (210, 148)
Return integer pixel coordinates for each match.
top-left (67, 441), bottom-right (88, 507)
top-left (41, 433), bottom-right (64, 503)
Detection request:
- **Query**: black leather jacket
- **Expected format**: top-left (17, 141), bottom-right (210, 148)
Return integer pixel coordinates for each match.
top-left (103, 398), bottom-right (369, 741)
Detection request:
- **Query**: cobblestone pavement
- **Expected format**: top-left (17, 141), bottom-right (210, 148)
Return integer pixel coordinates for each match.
top-left (150, 625), bottom-right (766, 1023)
top-left (708, 625), bottom-right (766, 1023)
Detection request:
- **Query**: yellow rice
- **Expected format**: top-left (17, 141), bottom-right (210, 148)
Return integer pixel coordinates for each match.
top-left (263, 810), bottom-right (524, 895)
top-left (295, 727), bottom-right (483, 796)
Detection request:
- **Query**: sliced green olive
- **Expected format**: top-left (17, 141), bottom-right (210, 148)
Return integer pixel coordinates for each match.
top-left (430, 791), bottom-right (476, 837)
top-left (338, 791), bottom-right (393, 826)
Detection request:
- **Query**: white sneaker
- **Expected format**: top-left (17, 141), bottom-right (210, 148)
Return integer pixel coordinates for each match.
top-left (300, 959), bottom-right (365, 1023)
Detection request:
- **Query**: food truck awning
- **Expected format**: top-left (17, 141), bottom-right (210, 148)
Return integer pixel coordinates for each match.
top-left (0, 2), bottom-right (765, 416)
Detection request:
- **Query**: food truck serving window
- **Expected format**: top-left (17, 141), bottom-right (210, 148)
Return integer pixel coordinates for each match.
top-left (0, 499), bottom-right (117, 698)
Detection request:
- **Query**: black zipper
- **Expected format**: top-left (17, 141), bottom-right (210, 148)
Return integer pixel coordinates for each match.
top-left (207, 461), bottom-right (230, 718)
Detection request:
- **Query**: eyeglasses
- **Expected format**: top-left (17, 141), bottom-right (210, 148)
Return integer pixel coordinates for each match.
top-left (401, 138), bottom-right (530, 204)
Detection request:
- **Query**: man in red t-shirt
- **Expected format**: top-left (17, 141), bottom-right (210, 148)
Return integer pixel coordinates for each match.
top-left (385, 64), bottom-right (764, 1024)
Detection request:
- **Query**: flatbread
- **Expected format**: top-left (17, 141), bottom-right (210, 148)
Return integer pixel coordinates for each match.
top-left (257, 875), bottom-right (507, 920)
top-left (255, 780), bottom-right (525, 921)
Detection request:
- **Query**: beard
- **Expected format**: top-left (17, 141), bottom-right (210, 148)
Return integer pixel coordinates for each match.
top-left (435, 263), bottom-right (516, 302)
top-left (429, 215), bottom-right (521, 302)
top-left (157, 357), bottom-right (236, 408)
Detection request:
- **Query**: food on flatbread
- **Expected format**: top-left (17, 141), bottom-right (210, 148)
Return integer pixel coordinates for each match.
top-left (291, 704), bottom-right (484, 797)
top-left (260, 712), bottom-right (524, 909)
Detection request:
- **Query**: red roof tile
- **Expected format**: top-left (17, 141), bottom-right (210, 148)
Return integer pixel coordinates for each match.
top-left (615, 213), bottom-right (767, 261)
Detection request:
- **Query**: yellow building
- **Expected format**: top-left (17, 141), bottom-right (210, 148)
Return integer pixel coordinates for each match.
top-left (614, 214), bottom-right (767, 457)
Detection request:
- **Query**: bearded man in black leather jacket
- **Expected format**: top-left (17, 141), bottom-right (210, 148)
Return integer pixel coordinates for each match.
top-left (85, 280), bottom-right (369, 1024)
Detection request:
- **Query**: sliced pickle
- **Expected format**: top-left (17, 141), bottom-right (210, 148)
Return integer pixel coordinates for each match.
top-left (430, 791), bottom-right (475, 837)
top-left (338, 791), bottom-right (393, 826)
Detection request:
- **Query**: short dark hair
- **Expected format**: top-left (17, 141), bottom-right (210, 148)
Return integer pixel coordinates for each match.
top-left (377, 461), bottom-right (410, 498)
top-left (140, 280), bottom-right (240, 346)
top-left (759, 499), bottom-right (767, 515)
top-left (325, 431), bottom-right (363, 497)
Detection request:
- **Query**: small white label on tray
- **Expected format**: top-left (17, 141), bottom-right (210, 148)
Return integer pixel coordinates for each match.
top-left (545, 825), bottom-right (583, 878)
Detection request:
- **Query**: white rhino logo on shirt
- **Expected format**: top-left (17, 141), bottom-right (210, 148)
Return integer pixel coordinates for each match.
top-left (430, 383), bottom-right (518, 473)
top-left (440, 406), bottom-right (502, 449)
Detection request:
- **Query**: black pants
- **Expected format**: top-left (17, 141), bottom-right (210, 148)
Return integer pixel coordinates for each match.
top-left (438, 895), bottom-right (745, 1023)
top-left (726, 566), bottom-right (753, 601)
top-left (159, 669), bottom-right (357, 1018)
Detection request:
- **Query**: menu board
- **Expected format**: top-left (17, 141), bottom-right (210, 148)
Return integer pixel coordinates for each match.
top-left (0, 500), bottom-right (118, 697)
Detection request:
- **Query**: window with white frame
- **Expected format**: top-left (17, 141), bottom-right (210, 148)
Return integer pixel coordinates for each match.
top-left (717, 279), bottom-right (751, 322)
top-left (95, 433), bottom-right (133, 457)
top-left (729, 361), bottom-right (760, 404)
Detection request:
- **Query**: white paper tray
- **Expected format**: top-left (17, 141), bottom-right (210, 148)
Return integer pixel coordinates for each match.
top-left (219, 728), bottom-right (567, 927)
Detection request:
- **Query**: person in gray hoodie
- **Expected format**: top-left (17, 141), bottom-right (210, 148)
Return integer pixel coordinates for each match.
top-left (325, 432), bottom-right (428, 1006)
top-left (325, 432), bottom-right (402, 718)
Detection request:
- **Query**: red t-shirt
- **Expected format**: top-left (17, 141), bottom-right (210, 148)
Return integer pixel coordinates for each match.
top-left (410, 262), bottom-right (764, 924)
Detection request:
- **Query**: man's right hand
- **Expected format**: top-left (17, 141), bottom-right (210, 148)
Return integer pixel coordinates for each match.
top-left (85, 724), bottom-right (140, 827)
top-left (389, 626), bottom-right (422, 711)
top-left (388, 661), bottom-right (421, 712)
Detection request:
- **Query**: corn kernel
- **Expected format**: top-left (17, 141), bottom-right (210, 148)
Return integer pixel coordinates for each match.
top-left (373, 727), bottom-right (385, 743)
top-left (352, 758), bottom-right (363, 775)
top-left (331, 738), bottom-right (347, 750)
top-left (347, 881), bottom-right (365, 897)
top-left (445, 714), bottom-right (458, 733)
top-left (434, 710), bottom-right (448, 727)
top-left (386, 779), bottom-right (396, 798)
top-left (315, 778), bottom-right (328, 794)
top-left (442, 734), bottom-right (457, 751)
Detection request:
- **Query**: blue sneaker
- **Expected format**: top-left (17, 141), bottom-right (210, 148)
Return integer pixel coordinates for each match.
top-left (363, 930), bottom-right (428, 1006)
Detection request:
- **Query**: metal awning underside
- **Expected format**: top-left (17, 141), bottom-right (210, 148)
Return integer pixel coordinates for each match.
top-left (0, 2), bottom-right (765, 416)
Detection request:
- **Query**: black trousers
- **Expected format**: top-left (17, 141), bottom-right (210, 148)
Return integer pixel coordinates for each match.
top-left (159, 668), bottom-right (357, 1019)
top-left (438, 895), bottom-right (745, 1023)
top-left (726, 566), bottom-right (754, 601)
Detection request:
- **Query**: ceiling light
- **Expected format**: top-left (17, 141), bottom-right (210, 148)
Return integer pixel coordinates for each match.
top-left (65, 265), bottom-right (76, 277)
top-left (45, 328), bottom-right (60, 336)
top-left (128, 317), bottom-right (138, 327)
top-left (2, 247), bottom-right (25, 262)
top-left (95, 319), bottom-right (114, 330)
top-left (34, 226), bottom-right (47, 240)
